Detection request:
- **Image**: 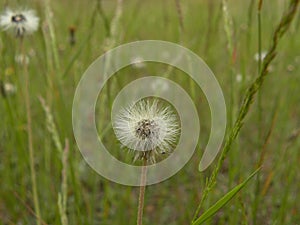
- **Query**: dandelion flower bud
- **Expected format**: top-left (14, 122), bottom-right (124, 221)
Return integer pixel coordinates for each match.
top-left (0, 9), bottom-right (39, 37)
top-left (113, 99), bottom-right (180, 164)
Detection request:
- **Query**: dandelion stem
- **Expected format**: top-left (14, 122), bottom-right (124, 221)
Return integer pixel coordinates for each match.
top-left (21, 37), bottom-right (42, 225)
top-left (137, 159), bottom-right (147, 225)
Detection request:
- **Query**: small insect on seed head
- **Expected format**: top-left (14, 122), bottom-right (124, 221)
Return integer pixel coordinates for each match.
top-left (113, 99), bottom-right (180, 164)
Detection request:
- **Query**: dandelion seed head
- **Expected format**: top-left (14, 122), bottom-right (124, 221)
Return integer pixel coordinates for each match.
top-left (113, 99), bottom-right (180, 163)
top-left (287, 64), bottom-right (295, 72)
top-left (1, 82), bottom-right (17, 97)
top-left (135, 119), bottom-right (158, 140)
top-left (236, 73), bottom-right (242, 83)
top-left (4, 82), bottom-right (16, 93)
top-left (0, 8), bottom-right (39, 37)
top-left (15, 54), bottom-right (29, 65)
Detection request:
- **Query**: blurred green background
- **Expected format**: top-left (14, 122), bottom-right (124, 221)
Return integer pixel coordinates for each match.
top-left (0, 0), bottom-right (299, 224)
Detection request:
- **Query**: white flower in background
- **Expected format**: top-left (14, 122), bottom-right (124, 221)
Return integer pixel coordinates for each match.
top-left (4, 82), bottom-right (17, 94)
top-left (131, 56), bottom-right (146, 69)
top-left (113, 99), bottom-right (180, 163)
top-left (15, 54), bottom-right (29, 65)
top-left (236, 73), bottom-right (242, 83)
top-left (1, 82), bottom-right (17, 97)
top-left (254, 51), bottom-right (276, 72)
top-left (0, 9), bottom-right (39, 37)
top-left (287, 64), bottom-right (295, 72)
top-left (254, 51), bottom-right (267, 61)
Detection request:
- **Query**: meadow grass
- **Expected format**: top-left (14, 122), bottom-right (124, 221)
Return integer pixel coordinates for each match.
top-left (0, 0), bottom-right (300, 224)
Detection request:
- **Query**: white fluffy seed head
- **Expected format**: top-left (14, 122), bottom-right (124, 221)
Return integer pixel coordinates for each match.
top-left (0, 9), bottom-right (39, 37)
top-left (1, 82), bottom-right (17, 97)
top-left (113, 99), bottom-right (180, 163)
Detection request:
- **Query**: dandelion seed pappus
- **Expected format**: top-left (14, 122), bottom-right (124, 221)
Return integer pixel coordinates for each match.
top-left (0, 9), bottom-right (39, 37)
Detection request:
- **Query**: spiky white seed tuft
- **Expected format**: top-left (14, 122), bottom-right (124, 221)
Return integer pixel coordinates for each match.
top-left (113, 99), bottom-right (180, 163)
top-left (0, 9), bottom-right (39, 37)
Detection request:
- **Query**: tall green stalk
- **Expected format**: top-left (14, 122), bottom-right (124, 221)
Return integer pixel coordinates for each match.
top-left (192, 0), bottom-right (300, 222)
top-left (20, 38), bottom-right (42, 225)
top-left (252, 1), bottom-right (263, 224)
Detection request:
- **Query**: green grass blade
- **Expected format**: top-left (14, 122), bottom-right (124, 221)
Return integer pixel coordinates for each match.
top-left (192, 168), bottom-right (260, 225)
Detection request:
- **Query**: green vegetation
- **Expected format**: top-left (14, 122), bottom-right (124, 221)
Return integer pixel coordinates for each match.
top-left (0, 0), bottom-right (299, 224)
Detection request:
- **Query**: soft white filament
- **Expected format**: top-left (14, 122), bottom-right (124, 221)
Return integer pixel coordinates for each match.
top-left (0, 9), bottom-right (39, 36)
top-left (113, 100), bottom-right (180, 158)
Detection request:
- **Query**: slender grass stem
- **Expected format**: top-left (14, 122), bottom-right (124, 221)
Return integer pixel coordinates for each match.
top-left (44, 0), bottom-right (60, 71)
top-left (221, 0), bottom-right (235, 129)
top-left (58, 139), bottom-right (69, 225)
top-left (104, 0), bottom-right (123, 108)
top-left (253, 2), bottom-right (263, 224)
top-left (247, 0), bottom-right (255, 53)
top-left (257, 0), bottom-right (263, 141)
top-left (192, 0), bottom-right (299, 221)
top-left (174, 0), bottom-right (184, 43)
top-left (253, 97), bottom-right (278, 225)
top-left (204, 1), bottom-right (215, 55)
top-left (137, 159), bottom-right (147, 225)
top-left (21, 37), bottom-right (41, 225)
top-left (97, 0), bottom-right (111, 37)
